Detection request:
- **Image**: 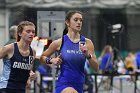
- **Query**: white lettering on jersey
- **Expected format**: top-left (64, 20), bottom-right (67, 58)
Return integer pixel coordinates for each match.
top-left (66, 50), bottom-right (83, 54)
top-left (12, 62), bottom-right (32, 70)
top-left (29, 56), bottom-right (34, 64)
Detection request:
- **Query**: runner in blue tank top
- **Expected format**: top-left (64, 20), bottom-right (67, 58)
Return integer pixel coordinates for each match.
top-left (0, 21), bottom-right (36, 93)
top-left (40, 10), bottom-right (99, 93)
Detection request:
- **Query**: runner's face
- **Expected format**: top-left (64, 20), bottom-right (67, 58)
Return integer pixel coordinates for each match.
top-left (21, 25), bottom-right (35, 42)
top-left (67, 13), bottom-right (83, 32)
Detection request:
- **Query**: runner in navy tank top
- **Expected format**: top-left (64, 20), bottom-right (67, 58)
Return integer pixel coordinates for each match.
top-left (40, 10), bottom-right (99, 93)
top-left (0, 21), bottom-right (36, 93)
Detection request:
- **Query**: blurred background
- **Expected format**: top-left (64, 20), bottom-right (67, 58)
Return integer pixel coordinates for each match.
top-left (0, 0), bottom-right (140, 93)
top-left (1, 0), bottom-right (140, 52)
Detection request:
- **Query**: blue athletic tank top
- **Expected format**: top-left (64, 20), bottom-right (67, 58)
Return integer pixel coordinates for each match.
top-left (57, 35), bottom-right (86, 85)
top-left (0, 43), bottom-right (34, 90)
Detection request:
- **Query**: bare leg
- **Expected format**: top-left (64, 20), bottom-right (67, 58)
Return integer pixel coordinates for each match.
top-left (61, 87), bottom-right (78, 93)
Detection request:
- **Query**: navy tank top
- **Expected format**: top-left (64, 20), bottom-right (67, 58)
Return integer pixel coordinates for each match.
top-left (0, 43), bottom-right (34, 90)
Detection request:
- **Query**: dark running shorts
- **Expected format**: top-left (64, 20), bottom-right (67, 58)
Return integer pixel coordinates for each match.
top-left (0, 88), bottom-right (25, 93)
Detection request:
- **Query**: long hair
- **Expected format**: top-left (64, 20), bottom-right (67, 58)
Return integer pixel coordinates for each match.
top-left (62, 10), bottom-right (82, 36)
top-left (100, 45), bottom-right (112, 58)
top-left (16, 21), bottom-right (35, 42)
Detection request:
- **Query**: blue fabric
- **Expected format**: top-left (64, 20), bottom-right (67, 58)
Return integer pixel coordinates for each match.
top-left (37, 65), bottom-right (47, 75)
top-left (136, 52), bottom-right (140, 69)
top-left (56, 35), bottom-right (86, 93)
top-left (56, 81), bottom-right (83, 93)
top-left (37, 65), bottom-right (48, 83)
top-left (56, 84), bottom-right (68, 93)
top-left (99, 53), bottom-right (113, 70)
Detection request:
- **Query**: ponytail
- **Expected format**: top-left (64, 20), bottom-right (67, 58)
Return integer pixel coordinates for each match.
top-left (63, 27), bottom-right (68, 36)
top-left (60, 26), bottom-right (68, 51)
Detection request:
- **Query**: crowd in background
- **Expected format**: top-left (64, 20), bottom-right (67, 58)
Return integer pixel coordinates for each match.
top-left (1, 22), bottom-right (140, 93)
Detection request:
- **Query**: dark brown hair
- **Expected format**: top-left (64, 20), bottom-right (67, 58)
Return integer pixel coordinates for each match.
top-left (59, 11), bottom-right (82, 51)
top-left (16, 21), bottom-right (35, 42)
top-left (63, 10), bottom-right (82, 36)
